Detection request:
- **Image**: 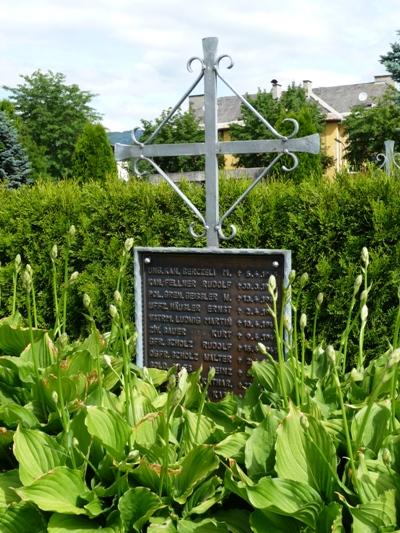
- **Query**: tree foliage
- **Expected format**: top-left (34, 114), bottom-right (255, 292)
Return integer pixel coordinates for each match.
top-left (0, 111), bottom-right (32, 188)
top-left (380, 31), bottom-right (400, 83)
top-left (230, 84), bottom-right (325, 180)
top-left (3, 71), bottom-right (100, 179)
top-left (139, 108), bottom-right (206, 173)
top-left (71, 123), bottom-right (117, 182)
top-left (343, 86), bottom-right (400, 169)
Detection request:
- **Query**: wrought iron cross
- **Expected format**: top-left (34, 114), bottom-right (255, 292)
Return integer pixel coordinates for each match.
top-left (115, 37), bottom-right (320, 248)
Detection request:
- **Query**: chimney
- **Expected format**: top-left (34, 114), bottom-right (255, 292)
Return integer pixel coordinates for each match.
top-left (270, 79), bottom-right (282, 99)
top-left (374, 74), bottom-right (394, 85)
top-left (303, 80), bottom-right (312, 97)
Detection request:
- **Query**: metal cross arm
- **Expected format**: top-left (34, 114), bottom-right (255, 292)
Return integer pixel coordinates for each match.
top-left (114, 36), bottom-right (320, 248)
top-left (114, 134), bottom-right (320, 161)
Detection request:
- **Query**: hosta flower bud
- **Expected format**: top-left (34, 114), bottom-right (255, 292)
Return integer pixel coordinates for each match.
top-left (382, 448), bottom-right (392, 466)
top-left (69, 271), bottom-right (79, 283)
top-left (300, 414), bottom-right (309, 430)
top-left (300, 272), bottom-right (309, 288)
top-left (288, 270), bottom-right (296, 283)
top-left (22, 269), bottom-right (32, 290)
top-left (387, 348), bottom-right (400, 369)
top-left (207, 366), bottom-right (216, 383)
top-left (109, 304), bottom-right (118, 318)
top-left (114, 290), bottom-right (122, 306)
top-left (14, 254), bottom-right (21, 272)
top-left (26, 264), bottom-right (32, 275)
top-left (103, 354), bottom-right (112, 367)
top-left (326, 345), bottom-right (336, 365)
top-left (350, 368), bottom-right (364, 382)
top-left (300, 313), bottom-right (307, 330)
top-left (268, 274), bottom-right (276, 295)
top-left (361, 304), bottom-right (368, 323)
top-left (354, 275), bottom-right (363, 294)
top-left (50, 244), bottom-right (58, 260)
top-left (52, 391), bottom-right (58, 404)
top-left (83, 293), bottom-right (91, 309)
top-left (361, 247), bottom-right (369, 266)
top-left (72, 437), bottom-right (79, 448)
top-left (360, 289), bottom-right (368, 305)
top-left (58, 333), bottom-right (68, 348)
top-left (124, 238), bottom-right (134, 252)
top-left (68, 225), bottom-right (76, 237)
top-left (283, 315), bottom-right (291, 331)
top-left (316, 292), bottom-right (324, 307)
top-left (257, 342), bottom-right (268, 355)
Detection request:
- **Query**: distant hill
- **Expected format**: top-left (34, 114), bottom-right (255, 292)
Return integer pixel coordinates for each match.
top-left (107, 129), bottom-right (144, 145)
top-left (107, 131), bottom-right (133, 145)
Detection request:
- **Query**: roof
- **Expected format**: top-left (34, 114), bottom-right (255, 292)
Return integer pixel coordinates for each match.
top-left (189, 75), bottom-right (395, 127)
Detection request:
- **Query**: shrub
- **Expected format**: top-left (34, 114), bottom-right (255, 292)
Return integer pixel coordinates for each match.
top-left (0, 168), bottom-right (399, 361)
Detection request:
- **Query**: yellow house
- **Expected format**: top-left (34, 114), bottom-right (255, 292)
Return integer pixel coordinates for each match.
top-left (189, 75), bottom-right (394, 173)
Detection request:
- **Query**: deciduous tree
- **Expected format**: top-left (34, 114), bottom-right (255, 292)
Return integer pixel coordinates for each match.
top-left (230, 84), bottom-right (325, 180)
top-left (343, 86), bottom-right (400, 169)
top-left (4, 71), bottom-right (100, 179)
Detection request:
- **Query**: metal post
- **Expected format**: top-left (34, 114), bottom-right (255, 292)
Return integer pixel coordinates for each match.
top-left (384, 140), bottom-right (395, 176)
top-left (203, 37), bottom-right (219, 248)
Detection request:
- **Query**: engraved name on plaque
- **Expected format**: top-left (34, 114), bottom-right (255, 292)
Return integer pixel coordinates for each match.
top-left (135, 247), bottom-right (291, 399)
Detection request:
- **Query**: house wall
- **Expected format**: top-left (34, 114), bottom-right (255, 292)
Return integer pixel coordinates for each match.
top-left (220, 128), bottom-right (238, 169)
top-left (320, 121), bottom-right (347, 176)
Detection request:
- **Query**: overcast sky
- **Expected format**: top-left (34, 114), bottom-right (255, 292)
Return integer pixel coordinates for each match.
top-left (1, 0), bottom-right (399, 132)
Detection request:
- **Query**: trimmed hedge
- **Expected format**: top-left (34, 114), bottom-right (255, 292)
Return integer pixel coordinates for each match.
top-left (0, 169), bottom-right (400, 362)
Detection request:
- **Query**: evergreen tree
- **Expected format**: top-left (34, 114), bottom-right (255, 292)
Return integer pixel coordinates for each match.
top-left (230, 84), bottom-right (325, 180)
top-left (0, 111), bottom-right (32, 188)
top-left (71, 123), bottom-right (117, 182)
top-left (380, 31), bottom-right (400, 83)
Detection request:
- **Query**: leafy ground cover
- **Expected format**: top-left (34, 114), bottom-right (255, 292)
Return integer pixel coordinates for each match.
top-left (0, 240), bottom-right (399, 531)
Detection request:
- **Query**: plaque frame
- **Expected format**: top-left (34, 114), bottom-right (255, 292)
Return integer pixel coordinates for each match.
top-left (134, 247), bottom-right (291, 376)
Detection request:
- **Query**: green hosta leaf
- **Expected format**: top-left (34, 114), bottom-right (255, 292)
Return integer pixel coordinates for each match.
top-left (182, 408), bottom-right (214, 451)
top-left (16, 467), bottom-right (88, 515)
top-left (20, 332), bottom-right (58, 367)
top-left (184, 476), bottom-right (223, 515)
top-left (42, 372), bottom-right (87, 406)
top-left (132, 411), bottom-right (161, 448)
top-left (177, 518), bottom-right (229, 532)
top-left (0, 318), bottom-right (45, 356)
top-left (214, 432), bottom-right (247, 460)
top-left (354, 455), bottom-right (399, 504)
top-left (250, 509), bottom-right (301, 533)
top-left (250, 360), bottom-right (294, 395)
top-left (0, 402), bottom-right (40, 429)
top-left (349, 489), bottom-right (397, 532)
top-left (148, 519), bottom-right (177, 532)
top-left (213, 509), bottom-right (251, 533)
top-left (351, 401), bottom-right (391, 454)
top-left (0, 502), bottom-right (46, 533)
top-left (245, 415), bottom-right (278, 476)
top-left (275, 403), bottom-right (337, 499)
top-left (48, 513), bottom-right (118, 532)
top-left (174, 445), bottom-right (220, 504)
top-left (118, 487), bottom-right (164, 532)
top-left (316, 502), bottom-right (344, 532)
top-left (0, 470), bottom-right (20, 508)
top-left (85, 405), bottom-right (131, 460)
top-left (246, 477), bottom-right (323, 529)
top-left (13, 426), bottom-right (66, 485)
top-left (131, 390), bottom-right (154, 425)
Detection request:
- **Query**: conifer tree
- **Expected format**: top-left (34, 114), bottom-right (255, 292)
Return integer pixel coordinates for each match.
top-left (0, 111), bottom-right (32, 188)
top-left (71, 123), bottom-right (116, 182)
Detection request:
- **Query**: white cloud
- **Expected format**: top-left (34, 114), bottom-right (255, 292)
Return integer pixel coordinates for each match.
top-left (1, 0), bottom-right (400, 131)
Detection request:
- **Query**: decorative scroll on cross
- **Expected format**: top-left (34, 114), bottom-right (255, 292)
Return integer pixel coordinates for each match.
top-left (376, 140), bottom-right (400, 175)
top-left (115, 37), bottom-right (320, 248)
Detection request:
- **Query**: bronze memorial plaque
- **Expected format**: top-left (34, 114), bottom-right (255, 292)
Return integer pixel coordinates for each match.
top-left (135, 247), bottom-right (290, 399)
